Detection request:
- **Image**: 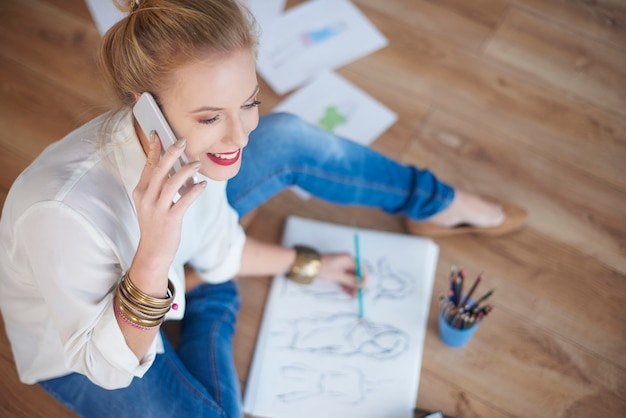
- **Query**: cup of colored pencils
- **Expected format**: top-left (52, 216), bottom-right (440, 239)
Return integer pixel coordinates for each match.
top-left (438, 266), bottom-right (494, 348)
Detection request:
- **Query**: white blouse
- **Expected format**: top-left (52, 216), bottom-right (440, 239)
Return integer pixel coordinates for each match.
top-left (0, 111), bottom-right (246, 389)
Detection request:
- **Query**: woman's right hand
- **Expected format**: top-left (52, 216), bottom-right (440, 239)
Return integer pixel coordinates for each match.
top-left (129, 133), bottom-right (206, 295)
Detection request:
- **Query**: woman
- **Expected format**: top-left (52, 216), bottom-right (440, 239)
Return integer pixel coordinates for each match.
top-left (0, 1), bottom-right (525, 417)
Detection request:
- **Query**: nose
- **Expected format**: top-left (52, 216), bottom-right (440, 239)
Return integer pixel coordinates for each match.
top-left (226, 115), bottom-right (249, 149)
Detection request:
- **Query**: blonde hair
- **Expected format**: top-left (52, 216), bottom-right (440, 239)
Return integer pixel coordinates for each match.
top-left (99, 0), bottom-right (258, 110)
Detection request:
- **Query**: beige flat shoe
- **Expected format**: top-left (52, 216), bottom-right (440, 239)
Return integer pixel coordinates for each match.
top-left (405, 199), bottom-right (528, 238)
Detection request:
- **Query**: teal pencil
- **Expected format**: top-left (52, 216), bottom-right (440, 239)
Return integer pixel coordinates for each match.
top-left (354, 233), bottom-right (364, 319)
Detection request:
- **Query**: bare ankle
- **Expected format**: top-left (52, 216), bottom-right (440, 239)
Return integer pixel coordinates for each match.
top-left (425, 191), bottom-right (504, 228)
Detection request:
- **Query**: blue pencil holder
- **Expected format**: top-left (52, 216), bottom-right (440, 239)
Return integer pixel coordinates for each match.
top-left (438, 308), bottom-right (479, 348)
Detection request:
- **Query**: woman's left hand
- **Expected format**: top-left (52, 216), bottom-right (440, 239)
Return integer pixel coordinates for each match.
top-left (318, 253), bottom-right (367, 297)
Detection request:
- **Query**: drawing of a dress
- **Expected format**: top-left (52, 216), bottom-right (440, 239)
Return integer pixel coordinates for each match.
top-left (284, 313), bottom-right (408, 359)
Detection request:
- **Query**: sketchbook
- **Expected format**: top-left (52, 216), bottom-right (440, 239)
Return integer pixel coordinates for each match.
top-left (243, 216), bottom-right (439, 418)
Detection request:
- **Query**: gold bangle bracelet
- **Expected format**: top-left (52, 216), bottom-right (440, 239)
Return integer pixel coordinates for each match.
top-left (121, 271), bottom-right (175, 309)
top-left (116, 297), bottom-right (165, 328)
top-left (117, 284), bottom-right (171, 316)
top-left (116, 290), bottom-right (167, 321)
top-left (114, 299), bottom-right (159, 330)
top-left (286, 245), bottom-right (321, 285)
top-left (117, 300), bottom-right (164, 323)
top-left (113, 271), bottom-right (176, 329)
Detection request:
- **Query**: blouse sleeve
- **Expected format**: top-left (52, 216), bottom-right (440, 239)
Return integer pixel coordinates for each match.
top-left (16, 202), bottom-right (156, 389)
top-left (185, 182), bottom-right (247, 283)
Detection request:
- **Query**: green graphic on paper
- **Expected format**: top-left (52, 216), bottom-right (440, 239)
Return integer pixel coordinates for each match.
top-left (318, 106), bottom-right (348, 132)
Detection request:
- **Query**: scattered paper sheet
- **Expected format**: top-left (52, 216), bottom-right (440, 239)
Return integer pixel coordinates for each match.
top-left (84, 0), bottom-right (125, 35)
top-left (257, 0), bottom-right (388, 95)
top-left (84, 0), bottom-right (286, 38)
top-left (246, 0), bottom-right (286, 47)
top-left (273, 71), bottom-right (397, 146)
top-left (244, 216), bottom-right (438, 418)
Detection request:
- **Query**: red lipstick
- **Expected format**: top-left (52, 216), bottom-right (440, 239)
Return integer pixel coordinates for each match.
top-left (207, 149), bottom-right (241, 166)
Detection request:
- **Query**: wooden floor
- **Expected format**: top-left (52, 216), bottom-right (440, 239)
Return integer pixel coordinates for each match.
top-left (1, 0), bottom-right (625, 417)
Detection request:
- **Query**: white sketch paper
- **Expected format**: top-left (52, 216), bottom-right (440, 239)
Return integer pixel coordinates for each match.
top-left (273, 71), bottom-right (397, 146)
top-left (256, 0), bottom-right (388, 95)
top-left (246, 0), bottom-right (286, 47)
top-left (85, 0), bottom-right (286, 38)
top-left (243, 216), bottom-right (439, 418)
top-left (84, 0), bottom-right (125, 35)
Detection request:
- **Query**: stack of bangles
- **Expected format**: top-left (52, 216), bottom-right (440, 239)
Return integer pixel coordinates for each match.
top-left (114, 271), bottom-right (176, 330)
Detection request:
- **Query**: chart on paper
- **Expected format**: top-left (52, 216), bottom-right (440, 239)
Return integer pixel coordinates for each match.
top-left (243, 216), bottom-right (439, 418)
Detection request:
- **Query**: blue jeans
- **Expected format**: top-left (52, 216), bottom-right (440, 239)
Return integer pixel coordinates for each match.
top-left (39, 113), bottom-right (454, 417)
top-left (228, 113), bottom-right (454, 220)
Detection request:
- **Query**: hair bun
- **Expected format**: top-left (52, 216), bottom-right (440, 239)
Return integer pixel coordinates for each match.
top-left (113, 0), bottom-right (141, 13)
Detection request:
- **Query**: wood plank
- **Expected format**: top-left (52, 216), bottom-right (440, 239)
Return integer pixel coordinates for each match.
top-left (0, 54), bottom-right (103, 161)
top-left (336, 68), bottom-right (431, 159)
top-left (0, 0), bottom-right (107, 105)
top-left (404, 110), bottom-right (626, 274)
top-left (41, 0), bottom-right (94, 21)
top-left (0, 189), bottom-right (6, 214)
top-left (422, 0), bottom-right (509, 29)
top-left (434, 230), bottom-right (626, 367)
top-left (420, 287), bottom-right (626, 417)
top-left (416, 369), bottom-right (511, 417)
top-left (0, 144), bottom-right (30, 194)
top-left (345, 7), bottom-right (626, 193)
top-left (354, 0), bottom-right (504, 51)
top-left (484, 7), bottom-right (626, 116)
top-left (511, 0), bottom-right (626, 50)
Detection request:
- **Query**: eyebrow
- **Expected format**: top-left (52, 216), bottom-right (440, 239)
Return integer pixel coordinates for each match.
top-left (190, 85), bottom-right (260, 114)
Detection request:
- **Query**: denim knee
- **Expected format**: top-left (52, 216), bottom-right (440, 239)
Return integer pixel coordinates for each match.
top-left (254, 112), bottom-right (337, 155)
top-left (258, 112), bottom-right (310, 140)
top-left (183, 281), bottom-right (240, 322)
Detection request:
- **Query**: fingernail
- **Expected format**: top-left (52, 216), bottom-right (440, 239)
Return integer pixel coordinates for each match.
top-left (149, 131), bottom-right (156, 143)
top-left (175, 138), bottom-right (186, 148)
top-left (191, 161), bottom-right (201, 169)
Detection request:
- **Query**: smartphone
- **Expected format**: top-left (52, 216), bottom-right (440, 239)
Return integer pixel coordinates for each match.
top-left (132, 92), bottom-right (200, 200)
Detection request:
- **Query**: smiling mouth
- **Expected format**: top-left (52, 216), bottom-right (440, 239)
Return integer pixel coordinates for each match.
top-left (207, 149), bottom-right (241, 166)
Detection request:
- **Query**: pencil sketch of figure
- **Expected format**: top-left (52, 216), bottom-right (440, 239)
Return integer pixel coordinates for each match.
top-left (268, 21), bottom-right (348, 69)
top-left (273, 313), bottom-right (409, 359)
top-left (290, 256), bottom-right (415, 302)
top-left (366, 257), bottom-right (415, 301)
top-left (289, 279), bottom-right (361, 302)
top-left (275, 362), bottom-right (384, 404)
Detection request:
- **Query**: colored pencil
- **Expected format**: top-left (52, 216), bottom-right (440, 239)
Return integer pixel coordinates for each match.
top-left (461, 272), bottom-right (482, 308)
top-left (469, 289), bottom-right (494, 311)
top-left (440, 268), bottom-right (495, 330)
top-left (354, 233), bottom-right (364, 319)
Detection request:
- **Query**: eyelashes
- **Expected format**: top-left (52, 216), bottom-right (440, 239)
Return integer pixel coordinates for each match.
top-left (242, 100), bottom-right (261, 110)
top-left (200, 116), bottom-right (219, 125)
top-left (199, 100), bottom-right (261, 125)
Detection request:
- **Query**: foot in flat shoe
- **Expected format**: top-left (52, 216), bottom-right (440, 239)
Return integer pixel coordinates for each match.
top-left (405, 192), bottom-right (527, 238)
top-left (424, 190), bottom-right (505, 228)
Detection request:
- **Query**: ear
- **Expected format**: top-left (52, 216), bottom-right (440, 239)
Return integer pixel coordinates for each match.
top-left (133, 92), bottom-right (141, 102)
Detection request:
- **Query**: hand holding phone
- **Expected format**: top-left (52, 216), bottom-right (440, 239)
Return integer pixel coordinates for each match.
top-left (132, 92), bottom-right (200, 199)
